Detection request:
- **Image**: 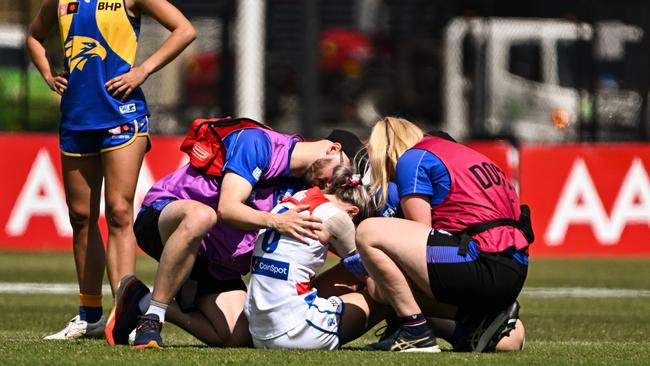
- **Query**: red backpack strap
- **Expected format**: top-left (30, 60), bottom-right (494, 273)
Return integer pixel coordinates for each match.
top-left (179, 117), bottom-right (272, 176)
top-left (209, 117), bottom-right (272, 140)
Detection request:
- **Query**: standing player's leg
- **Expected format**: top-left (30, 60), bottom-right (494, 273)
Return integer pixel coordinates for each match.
top-left (102, 135), bottom-right (148, 293)
top-left (45, 154), bottom-right (106, 340)
top-left (101, 122), bottom-right (148, 345)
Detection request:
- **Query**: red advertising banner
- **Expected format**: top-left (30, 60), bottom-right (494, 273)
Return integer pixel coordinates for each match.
top-left (520, 144), bottom-right (650, 256)
top-left (0, 133), bottom-right (185, 251)
top-left (2, 134), bottom-right (649, 256)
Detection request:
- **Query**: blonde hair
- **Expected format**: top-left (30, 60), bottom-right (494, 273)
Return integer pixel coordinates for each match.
top-left (324, 166), bottom-right (374, 225)
top-left (368, 117), bottom-right (424, 209)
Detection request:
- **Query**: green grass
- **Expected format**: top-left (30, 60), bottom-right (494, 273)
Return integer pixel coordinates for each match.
top-left (0, 69), bottom-right (60, 131)
top-left (0, 252), bottom-right (649, 365)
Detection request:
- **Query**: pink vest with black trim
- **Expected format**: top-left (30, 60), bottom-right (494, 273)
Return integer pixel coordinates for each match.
top-left (410, 136), bottom-right (528, 252)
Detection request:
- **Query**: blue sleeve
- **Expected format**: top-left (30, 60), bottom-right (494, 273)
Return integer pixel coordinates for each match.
top-left (395, 149), bottom-right (451, 206)
top-left (221, 129), bottom-right (272, 186)
top-left (376, 182), bottom-right (402, 218)
top-left (341, 253), bottom-right (369, 276)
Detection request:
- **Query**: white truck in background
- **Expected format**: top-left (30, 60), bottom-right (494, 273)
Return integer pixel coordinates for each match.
top-left (441, 18), bottom-right (645, 143)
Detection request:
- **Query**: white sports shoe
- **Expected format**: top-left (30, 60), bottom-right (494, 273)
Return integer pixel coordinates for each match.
top-left (129, 329), bottom-right (136, 343)
top-left (44, 315), bottom-right (106, 340)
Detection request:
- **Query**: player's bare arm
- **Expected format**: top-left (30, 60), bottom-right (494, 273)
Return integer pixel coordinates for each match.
top-left (400, 194), bottom-right (432, 226)
top-left (217, 172), bottom-right (322, 243)
top-left (105, 0), bottom-right (196, 100)
top-left (27, 0), bottom-right (68, 95)
top-left (324, 210), bottom-right (357, 257)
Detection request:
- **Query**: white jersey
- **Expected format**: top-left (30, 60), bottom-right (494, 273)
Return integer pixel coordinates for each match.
top-left (245, 188), bottom-right (344, 340)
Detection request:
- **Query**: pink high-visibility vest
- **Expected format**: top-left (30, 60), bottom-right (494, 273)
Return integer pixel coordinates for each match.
top-left (410, 136), bottom-right (528, 252)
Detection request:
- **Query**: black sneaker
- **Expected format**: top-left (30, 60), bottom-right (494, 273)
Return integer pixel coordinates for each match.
top-left (105, 275), bottom-right (150, 346)
top-left (133, 314), bottom-right (164, 349)
top-left (459, 301), bottom-right (520, 353)
top-left (364, 326), bottom-right (441, 353)
top-left (374, 315), bottom-right (399, 342)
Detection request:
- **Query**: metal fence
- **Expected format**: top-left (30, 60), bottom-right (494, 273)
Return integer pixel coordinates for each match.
top-left (2, 0), bottom-right (650, 143)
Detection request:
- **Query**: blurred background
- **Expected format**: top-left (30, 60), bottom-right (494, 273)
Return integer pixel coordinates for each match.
top-left (0, 3), bottom-right (648, 358)
top-left (3, 0), bottom-right (650, 142)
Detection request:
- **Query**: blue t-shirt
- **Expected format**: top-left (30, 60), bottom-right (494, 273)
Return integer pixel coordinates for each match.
top-left (221, 129), bottom-right (302, 208)
top-left (395, 149), bottom-right (451, 207)
top-left (221, 129), bottom-right (276, 186)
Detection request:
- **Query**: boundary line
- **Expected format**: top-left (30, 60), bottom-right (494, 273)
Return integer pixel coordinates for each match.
top-left (0, 283), bottom-right (648, 298)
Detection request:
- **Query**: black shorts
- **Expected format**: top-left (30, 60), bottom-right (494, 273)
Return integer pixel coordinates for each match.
top-left (134, 203), bottom-right (247, 312)
top-left (425, 229), bottom-right (528, 313)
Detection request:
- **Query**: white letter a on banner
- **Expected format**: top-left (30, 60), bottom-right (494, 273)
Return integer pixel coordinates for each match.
top-left (6, 149), bottom-right (72, 237)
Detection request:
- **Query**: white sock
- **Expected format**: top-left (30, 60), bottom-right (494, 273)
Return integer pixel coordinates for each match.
top-left (145, 300), bottom-right (168, 323)
top-left (138, 292), bottom-right (152, 314)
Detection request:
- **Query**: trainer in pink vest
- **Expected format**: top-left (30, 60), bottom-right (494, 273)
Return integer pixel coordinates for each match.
top-left (409, 136), bottom-right (528, 253)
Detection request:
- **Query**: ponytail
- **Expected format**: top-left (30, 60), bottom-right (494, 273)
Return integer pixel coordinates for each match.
top-left (324, 166), bottom-right (374, 225)
top-left (368, 117), bottom-right (423, 209)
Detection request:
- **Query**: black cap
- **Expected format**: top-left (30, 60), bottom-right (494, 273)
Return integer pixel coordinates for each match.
top-left (326, 129), bottom-right (364, 160)
top-left (426, 130), bottom-right (457, 143)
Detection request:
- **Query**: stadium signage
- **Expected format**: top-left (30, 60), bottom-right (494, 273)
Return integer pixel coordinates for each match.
top-left (545, 158), bottom-right (650, 246)
top-left (0, 134), bottom-right (186, 250)
top-left (519, 144), bottom-right (650, 256)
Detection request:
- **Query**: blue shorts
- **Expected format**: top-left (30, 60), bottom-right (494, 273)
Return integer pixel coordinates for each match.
top-left (59, 115), bottom-right (150, 156)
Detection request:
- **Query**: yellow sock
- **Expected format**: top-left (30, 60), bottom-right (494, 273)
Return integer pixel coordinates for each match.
top-left (80, 293), bottom-right (102, 307)
top-left (79, 293), bottom-right (103, 322)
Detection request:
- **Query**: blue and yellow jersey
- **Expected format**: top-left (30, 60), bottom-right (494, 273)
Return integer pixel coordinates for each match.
top-left (57, 0), bottom-right (149, 130)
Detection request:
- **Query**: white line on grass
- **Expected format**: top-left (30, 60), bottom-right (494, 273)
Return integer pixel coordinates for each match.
top-left (0, 283), bottom-right (112, 294)
top-left (0, 283), bottom-right (648, 298)
top-left (522, 287), bottom-right (650, 298)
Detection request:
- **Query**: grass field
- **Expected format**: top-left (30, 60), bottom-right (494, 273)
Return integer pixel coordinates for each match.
top-left (0, 252), bottom-right (649, 365)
